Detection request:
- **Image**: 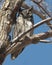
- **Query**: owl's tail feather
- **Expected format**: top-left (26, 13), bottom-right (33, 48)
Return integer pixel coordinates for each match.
top-left (11, 47), bottom-right (24, 60)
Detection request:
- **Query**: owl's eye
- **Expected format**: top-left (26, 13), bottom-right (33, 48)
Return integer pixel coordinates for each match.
top-left (27, 11), bottom-right (32, 15)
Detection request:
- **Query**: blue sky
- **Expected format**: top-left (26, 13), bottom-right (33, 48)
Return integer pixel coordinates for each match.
top-left (1, 0), bottom-right (52, 65)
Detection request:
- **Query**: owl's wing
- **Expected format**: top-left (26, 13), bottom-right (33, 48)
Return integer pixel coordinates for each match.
top-left (11, 42), bottom-right (24, 60)
top-left (11, 15), bottom-right (25, 60)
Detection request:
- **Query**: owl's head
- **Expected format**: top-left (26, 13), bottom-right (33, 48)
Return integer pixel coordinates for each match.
top-left (19, 7), bottom-right (33, 18)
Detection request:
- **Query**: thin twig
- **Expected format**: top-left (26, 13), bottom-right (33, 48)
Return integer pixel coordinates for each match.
top-left (32, 0), bottom-right (51, 17)
top-left (40, 40), bottom-right (52, 43)
top-left (32, 0), bottom-right (52, 29)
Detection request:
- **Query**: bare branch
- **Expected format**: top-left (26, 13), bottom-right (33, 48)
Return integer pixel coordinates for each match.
top-left (5, 30), bottom-right (52, 55)
top-left (31, 30), bottom-right (52, 43)
top-left (40, 40), bottom-right (52, 43)
top-left (32, 0), bottom-right (52, 29)
top-left (32, 0), bottom-right (51, 17)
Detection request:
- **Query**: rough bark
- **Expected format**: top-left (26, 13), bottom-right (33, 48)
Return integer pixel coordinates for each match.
top-left (0, 0), bottom-right (25, 64)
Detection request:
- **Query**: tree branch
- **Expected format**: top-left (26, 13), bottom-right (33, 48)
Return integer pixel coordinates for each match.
top-left (40, 40), bottom-right (52, 43)
top-left (32, 0), bottom-right (52, 29)
top-left (5, 30), bottom-right (52, 55)
top-left (4, 17), bottom-right (52, 55)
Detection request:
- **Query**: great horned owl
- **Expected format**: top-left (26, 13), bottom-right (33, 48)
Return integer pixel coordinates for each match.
top-left (11, 7), bottom-right (34, 60)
